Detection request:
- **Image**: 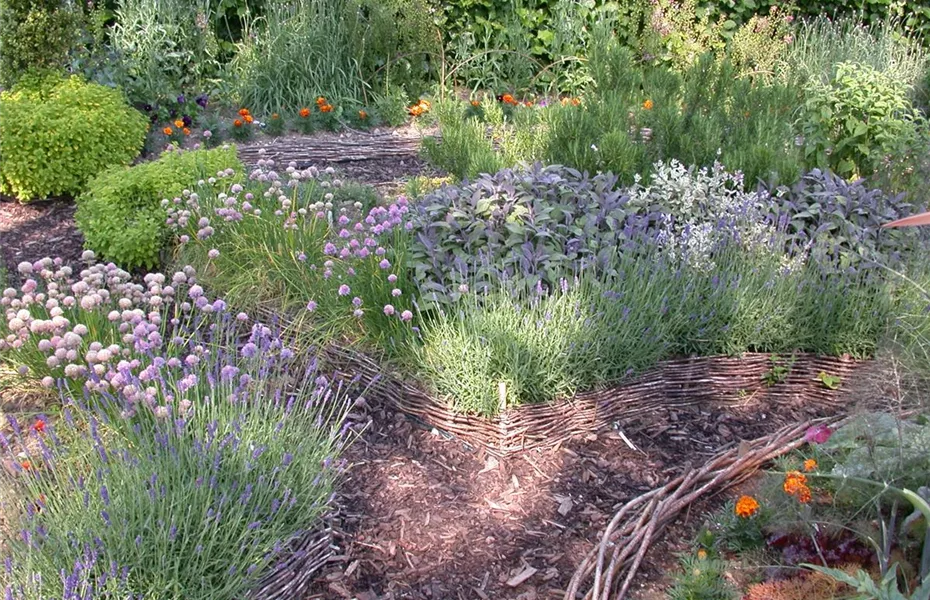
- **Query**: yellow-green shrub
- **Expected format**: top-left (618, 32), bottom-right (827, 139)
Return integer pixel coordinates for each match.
top-left (0, 75), bottom-right (149, 202)
top-left (76, 147), bottom-right (243, 270)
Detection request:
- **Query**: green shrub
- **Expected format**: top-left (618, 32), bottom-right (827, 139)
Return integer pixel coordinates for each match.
top-left (0, 0), bottom-right (81, 87)
top-left (75, 147), bottom-right (242, 270)
top-left (800, 62), bottom-right (925, 181)
top-left (0, 75), bottom-right (148, 202)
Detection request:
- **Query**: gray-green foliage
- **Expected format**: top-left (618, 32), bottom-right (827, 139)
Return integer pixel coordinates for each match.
top-left (821, 413), bottom-right (930, 487)
top-left (803, 564), bottom-right (930, 600)
top-left (110, 0), bottom-right (221, 102)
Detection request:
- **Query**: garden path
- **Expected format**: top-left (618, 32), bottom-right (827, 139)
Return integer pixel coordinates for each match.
top-left (307, 390), bottom-right (847, 599)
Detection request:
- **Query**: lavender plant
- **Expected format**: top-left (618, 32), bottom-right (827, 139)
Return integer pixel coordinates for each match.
top-left (1, 302), bottom-right (352, 599)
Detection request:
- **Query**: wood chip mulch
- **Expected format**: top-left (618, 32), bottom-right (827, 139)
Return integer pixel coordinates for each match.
top-left (308, 393), bottom-right (846, 600)
top-left (0, 197), bottom-right (85, 283)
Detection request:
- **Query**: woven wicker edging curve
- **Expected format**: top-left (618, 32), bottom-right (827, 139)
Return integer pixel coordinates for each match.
top-left (247, 515), bottom-right (336, 600)
top-left (322, 345), bottom-right (864, 456)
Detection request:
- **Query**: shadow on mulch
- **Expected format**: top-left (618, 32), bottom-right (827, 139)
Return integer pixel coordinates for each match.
top-left (308, 391), bottom-right (849, 600)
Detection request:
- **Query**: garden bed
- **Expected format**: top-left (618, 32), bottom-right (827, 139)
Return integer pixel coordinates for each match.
top-left (306, 370), bottom-right (871, 599)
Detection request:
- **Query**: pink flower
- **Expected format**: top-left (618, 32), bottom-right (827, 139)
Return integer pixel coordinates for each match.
top-left (400, 310), bottom-right (412, 321)
top-left (338, 284), bottom-right (350, 296)
top-left (383, 304), bottom-right (395, 316)
top-left (805, 424), bottom-right (832, 444)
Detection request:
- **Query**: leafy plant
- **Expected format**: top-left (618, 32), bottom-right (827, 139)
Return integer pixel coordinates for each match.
top-left (762, 354), bottom-right (794, 387)
top-left (0, 74), bottom-right (148, 202)
top-left (667, 552), bottom-right (739, 600)
top-left (817, 371), bottom-right (842, 390)
top-left (799, 62), bottom-right (925, 181)
top-left (75, 147), bottom-right (242, 269)
top-left (0, 0), bottom-right (81, 87)
top-left (803, 564), bottom-right (930, 600)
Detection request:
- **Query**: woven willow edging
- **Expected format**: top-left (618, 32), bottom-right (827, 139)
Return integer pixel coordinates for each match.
top-left (323, 346), bottom-right (863, 456)
top-left (248, 516), bottom-right (336, 600)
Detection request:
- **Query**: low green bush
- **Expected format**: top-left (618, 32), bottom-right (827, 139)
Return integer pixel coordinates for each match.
top-left (75, 147), bottom-right (242, 270)
top-left (0, 0), bottom-right (81, 87)
top-left (0, 75), bottom-right (148, 202)
top-left (799, 61), bottom-right (927, 183)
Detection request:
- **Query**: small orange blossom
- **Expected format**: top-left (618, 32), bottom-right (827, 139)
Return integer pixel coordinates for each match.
top-left (735, 495), bottom-right (760, 518)
top-left (299, 107), bottom-right (311, 118)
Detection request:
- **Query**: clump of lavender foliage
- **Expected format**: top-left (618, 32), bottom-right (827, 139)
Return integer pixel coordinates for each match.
top-left (0, 257), bottom-right (354, 598)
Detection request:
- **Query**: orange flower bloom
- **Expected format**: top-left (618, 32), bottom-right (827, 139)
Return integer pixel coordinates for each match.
top-left (501, 93), bottom-right (515, 105)
top-left (735, 495), bottom-right (760, 518)
top-left (524, 101), bottom-right (533, 107)
top-left (696, 549), bottom-right (708, 559)
top-left (163, 127), bottom-right (173, 135)
top-left (233, 119), bottom-right (243, 127)
top-left (272, 113), bottom-right (280, 119)
top-left (784, 470), bottom-right (812, 503)
top-left (20, 460), bottom-right (31, 470)
top-left (316, 96), bottom-right (326, 106)
top-left (182, 127), bottom-right (191, 136)
top-left (174, 119), bottom-right (184, 128)
top-left (409, 104), bottom-right (423, 117)
top-left (358, 110), bottom-right (367, 120)
top-left (643, 99), bottom-right (654, 110)
top-left (244, 114), bottom-right (254, 124)
top-left (32, 420), bottom-right (45, 433)
top-left (471, 100), bottom-right (480, 107)
top-left (299, 107), bottom-right (311, 118)
top-left (803, 459), bottom-right (817, 472)
top-left (238, 108), bottom-right (250, 117)
top-left (571, 97), bottom-right (581, 106)
top-left (418, 99), bottom-right (431, 110)
top-left (320, 104), bottom-right (333, 113)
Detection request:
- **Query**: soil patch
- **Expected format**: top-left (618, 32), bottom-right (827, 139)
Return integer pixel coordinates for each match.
top-left (0, 197), bottom-right (84, 283)
top-left (308, 393), bottom-right (844, 599)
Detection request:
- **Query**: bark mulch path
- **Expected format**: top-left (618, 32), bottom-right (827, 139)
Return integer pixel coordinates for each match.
top-left (0, 197), bottom-right (85, 284)
top-left (308, 393), bottom-right (847, 600)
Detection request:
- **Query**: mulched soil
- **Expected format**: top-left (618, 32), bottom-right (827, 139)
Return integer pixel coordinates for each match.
top-left (0, 197), bottom-right (85, 285)
top-left (307, 393), bottom-right (847, 600)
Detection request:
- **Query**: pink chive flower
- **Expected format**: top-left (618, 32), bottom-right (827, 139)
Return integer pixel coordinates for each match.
top-left (379, 259), bottom-right (390, 269)
top-left (306, 300), bottom-right (318, 312)
top-left (383, 304), bottom-right (395, 316)
top-left (392, 288), bottom-right (402, 297)
top-left (338, 284), bottom-right (350, 296)
top-left (400, 310), bottom-right (413, 321)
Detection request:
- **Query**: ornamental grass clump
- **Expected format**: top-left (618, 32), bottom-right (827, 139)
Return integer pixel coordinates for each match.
top-left (1, 293), bottom-right (352, 598)
top-left (171, 153), bottom-right (416, 349)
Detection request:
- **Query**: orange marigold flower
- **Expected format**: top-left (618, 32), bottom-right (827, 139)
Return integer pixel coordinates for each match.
top-left (571, 97), bottom-right (581, 106)
top-left (233, 119), bottom-right (243, 127)
top-left (471, 100), bottom-right (480, 107)
top-left (238, 108), bottom-right (250, 117)
top-left (183, 127), bottom-right (191, 136)
top-left (735, 495), bottom-right (760, 518)
top-left (524, 100), bottom-right (533, 107)
top-left (643, 99), bottom-right (654, 110)
top-left (174, 119), bottom-right (184, 128)
top-left (409, 104), bottom-right (423, 117)
top-left (272, 113), bottom-right (280, 119)
top-left (501, 93), bottom-right (515, 105)
top-left (783, 470), bottom-right (807, 494)
top-left (244, 114), bottom-right (254, 124)
top-left (32, 420), bottom-right (45, 433)
top-left (418, 99), bottom-right (431, 110)
top-left (803, 459), bottom-right (817, 472)
top-left (320, 104), bottom-right (333, 113)
top-left (299, 107), bottom-right (311, 118)
top-left (163, 127), bottom-right (173, 135)
top-left (20, 460), bottom-right (31, 470)
top-left (316, 96), bottom-right (326, 106)
top-left (696, 549), bottom-right (708, 559)
top-left (797, 485), bottom-right (812, 503)
top-left (358, 110), bottom-right (367, 120)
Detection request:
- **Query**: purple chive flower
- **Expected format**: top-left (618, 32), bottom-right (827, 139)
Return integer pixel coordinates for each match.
top-left (400, 310), bottom-right (413, 321)
top-left (383, 304), bottom-right (395, 316)
top-left (391, 288), bottom-right (402, 297)
top-left (208, 249), bottom-right (220, 259)
top-left (353, 309), bottom-right (364, 318)
top-left (338, 284), bottom-right (350, 296)
top-left (323, 243), bottom-right (337, 255)
top-left (387, 274), bottom-right (398, 283)
top-left (306, 300), bottom-right (318, 312)
top-left (352, 296), bottom-right (362, 307)
top-left (379, 259), bottom-right (390, 269)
